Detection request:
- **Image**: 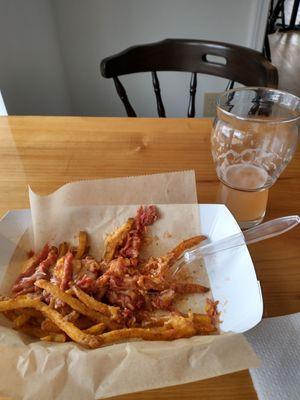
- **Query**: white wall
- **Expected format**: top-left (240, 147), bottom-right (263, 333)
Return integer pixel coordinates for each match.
top-left (0, 0), bottom-right (269, 116)
top-left (52, 0), bottom-right (269, 117)
top-left (0, 0), bottom-right (71, 115)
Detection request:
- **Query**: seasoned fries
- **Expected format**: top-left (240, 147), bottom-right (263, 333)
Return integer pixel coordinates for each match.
top-left (41, 333), bottom-right (67, 343)
top-left (41, 318), bottom-right (62, 333)
top-left (72, 285), bottom-right (119, 319)
top-left (103, 218), bottom-right (135, 261)
top-left (20, 325), bottom-right (46, 338)
top-left (58, 242), bottom-right (69, 258)
top-left (83, 322), bottom-right (106, 335)
top-left (0, 295), bottom-right (40, 311)
top-left (169, 235), bottom-right (207, 263)
top-left (75, 231), bottom-right (89, 259)
top-left (12, 313), bottom-right (31, 329)
top-left (0, 205), bottom-right (219, 348)
top-left (35, 279), bottom-right (120, 330)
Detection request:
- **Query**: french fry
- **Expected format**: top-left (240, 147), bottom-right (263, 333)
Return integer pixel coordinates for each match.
top-left (35, 280), bottom-right (120, 329)
top-left (41, 311), bottom-right (80, 333)
top-left (12, 313), bottom-right (31, 329)
top-left (141, 236), bottom-right (207, 275)
top-left (74, 316), bottom-right (95, 330)
top-left (22, 308), bottom-right (43, 318)
top-left (58, 242), bottom-right (69, 258)
top-left (36, 304), bottom-right (101, 348)
top-left (103, 218), bottom-right (135, 261)
top-left (41, 318), bottom-right (62, 333)
top-left (141, 313), bottom-right (216, 333)
top-left (8, 308), bottom-right (43, 328)
top-left (0, 295), bottom-right (40, 312)
top-left (164, 314), bottom-right (196, 331)
top-left (72, 285), bottom-right (119, 319)
top-left (164, 313), bottom-right (216, 334)
top-left (0, 295), bottom-right (102, 348)
top-left (98, 313), bottom-right (216, 345)
top-left (41, 333), bottom-right (67, 343)
top-left (20, 243), bottom-right (49, 274)
top-left (141, 316), bottom-right (167, 328)
top-left (191, 313), bottom-right (218, 333)
top-left (173, 282), bottom-right (210, 294)
top-left (99, 327), bottom-right (175, 344)
top-left (168, 236), bottom-right (207, 263)
top-left (19, 324), bottom-right (46, 338)
top-left (83, 322), bottom-right (106, 335)
top-left (3, 310), bottom-right (18, 321)
top-left (64, 310), bottom-right (80, 323)
top-left (75, 231), bottom-right (89, 259)
top-left (99, 326), bottom-right (190, 345)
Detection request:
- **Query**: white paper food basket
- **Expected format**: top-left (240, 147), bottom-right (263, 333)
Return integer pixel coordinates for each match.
top-left (0, 204), bottom-right (263, 334)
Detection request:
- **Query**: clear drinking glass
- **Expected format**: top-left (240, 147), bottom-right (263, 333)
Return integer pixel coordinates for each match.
top-left (211, 87), bottom-right (300, 229)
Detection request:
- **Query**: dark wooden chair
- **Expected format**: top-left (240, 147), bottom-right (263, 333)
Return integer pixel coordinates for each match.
top-left (100, 39), bottom-right (278, 117)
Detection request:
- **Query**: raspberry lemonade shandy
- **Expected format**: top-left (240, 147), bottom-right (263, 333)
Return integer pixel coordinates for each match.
top-left (217, 164), bottom-right (269, 225)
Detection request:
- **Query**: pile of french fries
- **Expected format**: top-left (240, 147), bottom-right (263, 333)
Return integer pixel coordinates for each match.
top-left (0, 207), bottom-right (218, 348)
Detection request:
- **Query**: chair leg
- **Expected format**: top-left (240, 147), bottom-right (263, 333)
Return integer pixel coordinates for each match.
top-left (280, 1), bottom-right (286, 29)
top-left (264, 34), bottom-right (272, 62)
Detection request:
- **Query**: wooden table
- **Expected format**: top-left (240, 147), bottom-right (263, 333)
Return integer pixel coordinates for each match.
top-left (0, 116), bottom-right (299, 400)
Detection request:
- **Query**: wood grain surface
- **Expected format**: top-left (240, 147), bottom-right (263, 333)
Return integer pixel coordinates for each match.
top-left (0, 116), bottom-right (299, 400)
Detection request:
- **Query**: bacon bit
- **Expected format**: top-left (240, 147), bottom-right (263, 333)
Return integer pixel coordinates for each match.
top-left (151, 289), bottom-right (175, 310)
top-left (33, 244), bottom-right (50, 266)
top-left (60, 251), bottom-right (74, 291)
top-left (123, 309), bottom-right (136, 327)
top-left (135, 205), bottom-right (159, 231)
top-left (14, 244), bottom-right (50, 285)
top-left (136, 275), bottom-right (162, 290)
top-left (42, 292), bottom-right (52, 304)
top-left (119, 232), bottom-right (141, 258)
top-left (11, 286), bottom-right (36, 296)
top-left (118, 206), bottom-right (159, 260)
top-left (76, 273), bottom-right (97, 293)
top-left (12, 247), bottom-right (57, 296)
top-left (95, 273), bottom-right (110, 288)
top-left (205, 298), bottom-right (220, 323)
top-left (107, 290), bottom-right (144, 312)
top-left (38, 248), bottom-right (58, 274)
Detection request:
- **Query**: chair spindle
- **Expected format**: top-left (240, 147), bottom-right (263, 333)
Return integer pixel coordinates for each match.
top-left (113, 76), bottom-right (136, 117)
top-left (151, 71), bottom-right (166, 117)
top-left (188, 72), bottom-right (197, 118)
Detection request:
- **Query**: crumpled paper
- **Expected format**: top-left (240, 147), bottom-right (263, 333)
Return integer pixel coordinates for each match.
top-left (0, 171), bottom-right (259, 400)
top-left (246, 313), bottom-right (300, 400)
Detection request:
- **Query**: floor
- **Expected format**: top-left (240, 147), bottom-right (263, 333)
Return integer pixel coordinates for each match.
top-left (282, 0), bottom-right (300, 22)
top-left (269, 31), bottom-right (300, 97)
top-left (268, 0), bottom-right (300, 97)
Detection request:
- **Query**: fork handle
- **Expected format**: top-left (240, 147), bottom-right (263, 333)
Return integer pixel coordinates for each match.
top-left (184, 215), bottom-right (300, 261)
top-left (243, 215), bottom-right (300, 244)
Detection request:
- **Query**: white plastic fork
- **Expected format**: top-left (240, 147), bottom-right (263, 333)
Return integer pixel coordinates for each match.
top-left (173, 215), bottom-right (300, 276)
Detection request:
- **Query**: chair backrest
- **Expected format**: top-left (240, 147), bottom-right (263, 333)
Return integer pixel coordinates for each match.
top-left (0, 90), bottom-right (7, 116)
top-left (101, 39), bottom-right (278, 118)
